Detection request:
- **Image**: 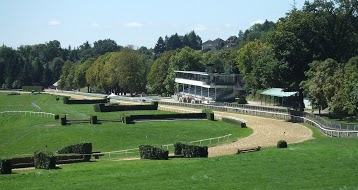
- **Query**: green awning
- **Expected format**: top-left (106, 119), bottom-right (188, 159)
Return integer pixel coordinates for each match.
top-left (260, 88), bottom-right (298, 97)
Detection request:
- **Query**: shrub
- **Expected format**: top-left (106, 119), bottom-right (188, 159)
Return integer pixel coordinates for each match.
top-left (34, 151), bottom-right (56, 169)
top-left (94, 102), bottom-right (158, 112)
top-left (90, 115), bottom-right (97, 124)
top-left (54, 115), bottom-right (59, 120)
top-left (63, 96), bottom-right (70, 104)
top-left (174, 142), bottom-right (186, 155)
top-left (60, 115), bottom-right (67, 125)
top-left (182, 144), bottom-right (208, 158)
top-left (0, 159), bottom-right (12, 174)
top-left (139, 145), bottom-right (168, 160)
top-left (124, 113), bottom-right (207, 124)
top-left (57, 143), bottom-right (92, 161)
top-left (277, 140), bottom-right (288, 148)
top-left (202, 109), bottom-right (215, 121)
top-left (55, 97), bottom-right (60, 101)
top-left (222, 117), bottom-right (247, 128)
top-left (237, 96), bottom-right (248, 104)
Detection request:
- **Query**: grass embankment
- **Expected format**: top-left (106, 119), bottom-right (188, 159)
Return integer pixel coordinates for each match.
top-left (2, 126), bottom-right (358, 189)
top-left (0, 93), bottom-right (251, 158)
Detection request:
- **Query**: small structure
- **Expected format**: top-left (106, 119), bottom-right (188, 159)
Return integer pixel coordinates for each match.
top-left (260, 88), bottom-right (298, 108)
top-left (174, 70), bottom-right (244, 103)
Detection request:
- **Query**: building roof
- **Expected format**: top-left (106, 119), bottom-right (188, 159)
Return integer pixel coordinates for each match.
top-left (174, 70), bottom-right (209, 76)
top-left (260, 88), bottom-right (298, 97)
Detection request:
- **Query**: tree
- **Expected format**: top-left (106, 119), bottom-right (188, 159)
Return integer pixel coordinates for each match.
top-left (237, 40), bottom-right (268, 91)
top-left (166, 33), bottom-right (182, 51)
top-left (165, 47), bottom-right (203, 93)
top-left (147, 51), bottom-right (175, 94)
top-left (58, 60), bottom-right (73, 89)
top-left (74, 58), bottom-right (95, 90)
top-left (268, 0), bottom-right (358, 110)
top-left (154, 37), bottom-right (166, 55)
top-left (187, 31), bottom-right (202, 50)
top-left (93, 39), bottom-right (120, 57)
top-left (86, 52), bottom-right (113, 92)
top-left (104, 49), bottom-right (148, 95)
top-left (31, 58), bottom-right (43, 84)
top-left (342, 57), bottom-right (358, 116)
top-left (50, 57), bottom-right (64, 81)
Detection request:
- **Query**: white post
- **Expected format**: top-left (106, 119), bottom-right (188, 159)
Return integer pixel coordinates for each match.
top-left (215, 88), bottom-right (217, 100)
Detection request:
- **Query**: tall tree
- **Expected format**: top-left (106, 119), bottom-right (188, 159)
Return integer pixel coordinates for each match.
top-left (147, 51), bottom-right (175, 94)
top-left (93, 39), bottom-right (120, 57)
top-left (154, 37), bottom-right (166, 55)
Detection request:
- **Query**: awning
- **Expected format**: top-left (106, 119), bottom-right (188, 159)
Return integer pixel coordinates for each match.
top-left (260, 88), bottom-right (298, 97)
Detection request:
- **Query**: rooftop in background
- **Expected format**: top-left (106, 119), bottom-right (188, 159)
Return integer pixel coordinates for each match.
top-left (260, 88), bottom-right (298, 97)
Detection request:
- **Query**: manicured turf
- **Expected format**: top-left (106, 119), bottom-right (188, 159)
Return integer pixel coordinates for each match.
top-left (0, 93), bottom-right (252, 158)
top-left (2, 126), bottom-right (358, 189)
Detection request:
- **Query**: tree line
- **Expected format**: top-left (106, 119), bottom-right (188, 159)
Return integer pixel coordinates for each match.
top-left (0, 0), bottom-right (357, 116)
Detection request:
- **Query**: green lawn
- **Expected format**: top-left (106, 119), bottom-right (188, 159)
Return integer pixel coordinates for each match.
top-left (2, 92), bottom-right (358, 189)
top-left (0, 93), bottom-right (251, 158)
top-left (2, 126), bottom-right (358, 189)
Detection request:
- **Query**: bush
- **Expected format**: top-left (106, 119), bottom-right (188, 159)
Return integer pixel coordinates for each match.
top-left (123, 113), bottom-right (207, 124)
top-left (94, 102), bottom-right (158, 112)
top-left (90, 115), bottom-right (97, 124)
top-left (0, 159), bottom-right (12, 174)
top-left (34, 151), bottom-right (56, 169)
top-left (22, 86), bottom-right (43, 92)
top-left (54, 115), bottom-right (59, 120)
top-left (277, 140), bottom-right (288, 148)
top-left (63, 96), bottom-right (70, 104)
top-left (237, 96), bottom-right (248, 104)
top-left (222, 117), bottom-right (247, 128)
top-left (57, 143), bottom-right (92, 161)
top-left (55, 97), bottom-right (60, 101)
top-left (60, 115), bottom-right (67, 125)
top-left (174, 142), bottom-right (186, 155)
top-left (182, 144), bottom-right (208, 158)
top-left (202, 109), bottom-right (214, 121)
top-left (139, 145), bottom-right (168, 160)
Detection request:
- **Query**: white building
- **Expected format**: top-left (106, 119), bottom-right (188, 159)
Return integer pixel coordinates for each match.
top-left (174, 70), bottom-right (244, 103)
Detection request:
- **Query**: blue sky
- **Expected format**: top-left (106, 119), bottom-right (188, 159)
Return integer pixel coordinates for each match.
top-left (0, 0), bottom-right (307, 49)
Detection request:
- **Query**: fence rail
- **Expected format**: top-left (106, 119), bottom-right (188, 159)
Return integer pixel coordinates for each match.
top-left (90, 134), bottom-right (233, 159)
top-left (158, 101), bottom-right (358, 138)
top-left (0, 111), bottom-right (55, 118)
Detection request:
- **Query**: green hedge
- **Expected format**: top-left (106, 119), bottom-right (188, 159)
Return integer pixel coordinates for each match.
top-left (60, 115), bottom-right (67, 125)
top-left (22, 86), bottom-right (43, 92)
top-left (202, 109), bottom-right (215, 121)
top-left (123, 113), bottom-right (208, 124)
top-left (34, 151), bottom-right (56, 169)
top-left (174, 142), bottom-right (186, 155)
top-left (94, 102), bottom-right (158, 112)
top-left (0, 159), bottom-right (12, 174)
top-left (182, 144), bottom-right (208, 158)
top-left (222, 117), bottom-right (247, 128)
top-left (90, 116), bottom-right (98, 124)
top-left (139, 145), bottom-right (168, 160)
top-left (64, 98), bottom-right (108, 104)
top-left (277, 140), bottom-right (288, 148)
top-left (237, 96), bottom-right (248, 104)
top-left (57, 143), bottom-right (92, 161)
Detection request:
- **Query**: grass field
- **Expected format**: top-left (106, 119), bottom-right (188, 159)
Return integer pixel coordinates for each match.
top-left (1, 92), bottom-right (358, 189)
top-left (0, 93), bottom-right (252, 158)
top-left (1, 125), bottom-right (358, 189)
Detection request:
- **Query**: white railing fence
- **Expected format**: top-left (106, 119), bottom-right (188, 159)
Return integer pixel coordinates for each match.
top-left (0, 111), bottom-right (55, 118)
top-left (96, 134), bottom-right (232, 159)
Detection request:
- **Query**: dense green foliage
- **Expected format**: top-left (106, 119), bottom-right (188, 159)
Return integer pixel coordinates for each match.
top-left (22, 86), bottom-right (43, 92)
top-left (277, 140), bottom-right (288, 148)
top-left (139, 145), bottom-right (169, 160)
top-left (182, 144), bottom-right (208, 158)
top-left (0, 159), bottom-right (12, 174)
top-left (34, 151), bottom-right (56, 169)
top-left (57, 143), bottom-right (92, 161)
top-left (222, 117), bottom-right (246, 128)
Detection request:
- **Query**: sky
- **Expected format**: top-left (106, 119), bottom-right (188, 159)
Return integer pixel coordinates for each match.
top-left (0, 0), bottom-right (308, 49)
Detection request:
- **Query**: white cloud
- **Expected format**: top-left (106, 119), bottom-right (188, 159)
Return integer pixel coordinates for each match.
top-left (224, 23), bottom-right (233, 28)
top-left (193, 24), bottom-right (207, 31)
top-left (48, 20), bottom-right (61, 26)
top-left (250, 20), bottom-right (265, 26)
top-left (91, 22), bottom-right (99, 28)
top-left (124, 22), bottom-right (144, 28)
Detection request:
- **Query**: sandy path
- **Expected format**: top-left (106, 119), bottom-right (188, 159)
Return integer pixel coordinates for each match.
top-left (159, 105), bottom-right (313, 157)
top-left (44, 91), bottom-right (314, 157)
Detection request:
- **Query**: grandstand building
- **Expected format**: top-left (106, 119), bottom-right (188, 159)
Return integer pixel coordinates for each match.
top-left (174, 70), bottom-right (244, 103)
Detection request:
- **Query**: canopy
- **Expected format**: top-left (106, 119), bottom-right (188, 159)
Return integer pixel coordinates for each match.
top-left (260, 88), bottom-right (298, 98)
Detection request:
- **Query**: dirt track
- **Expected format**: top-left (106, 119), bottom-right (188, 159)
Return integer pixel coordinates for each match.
top-left (45, 91), bottom-right (314, 157)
